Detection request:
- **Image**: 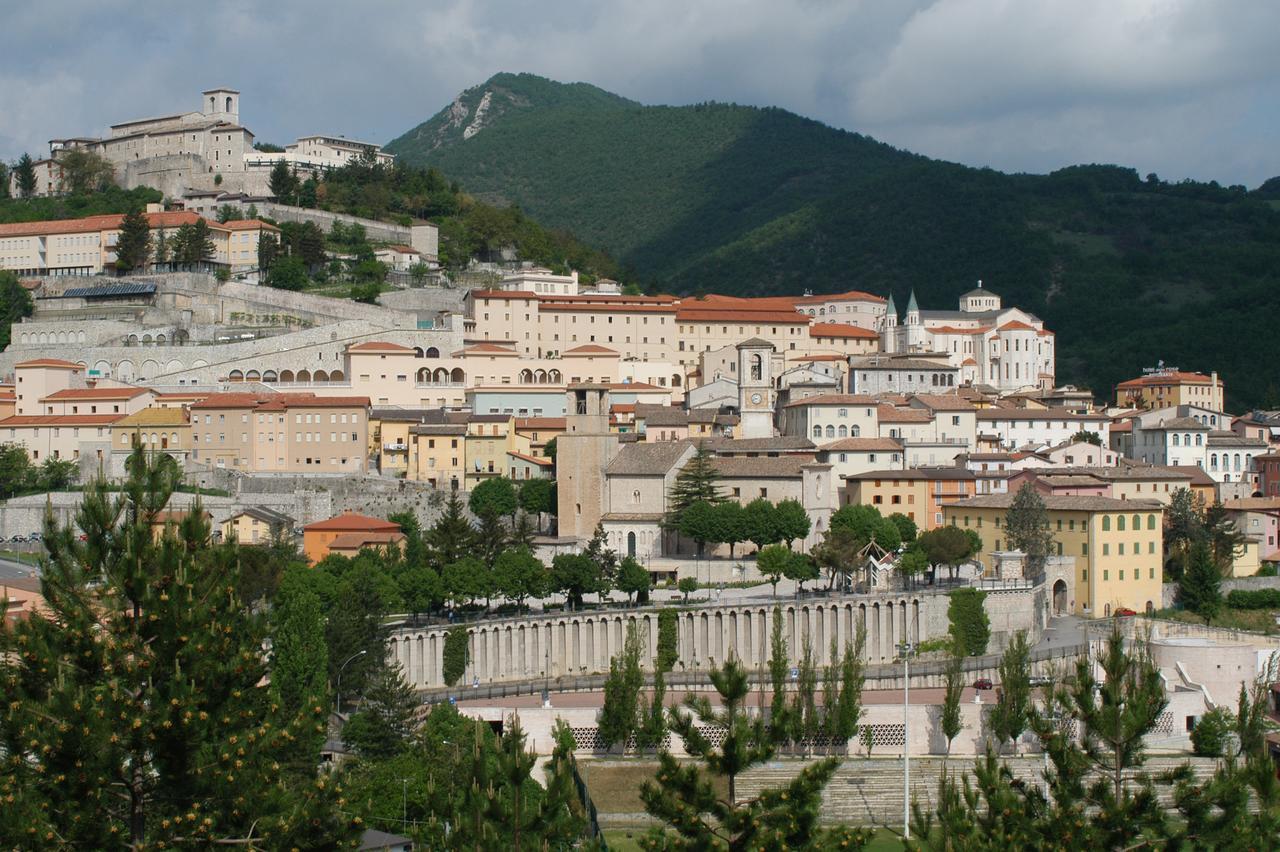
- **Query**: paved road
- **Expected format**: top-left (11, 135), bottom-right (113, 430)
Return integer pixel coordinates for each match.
top-left (0, 556), bottom-right (39, 580)
top-left (1036, 615), bottom-right (1087, 653)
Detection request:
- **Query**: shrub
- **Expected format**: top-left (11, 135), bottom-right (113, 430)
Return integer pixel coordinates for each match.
top-left (1190, 706), bottom-right (1234, 757)
top-left (947, 588), bottom-right (990, 656)
top-left (1225, 588), bottom-right (1280, 609)
top-left (657, 608), bottom-right (679, 673)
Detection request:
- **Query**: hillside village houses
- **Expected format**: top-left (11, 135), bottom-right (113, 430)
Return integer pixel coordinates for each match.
top-left (2, 214), bottom-right (1273, 618)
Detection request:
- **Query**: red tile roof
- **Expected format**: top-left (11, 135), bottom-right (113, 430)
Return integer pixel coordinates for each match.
top-left (877, 405), bottom-right (935, 423)
top-left (0, 414), bottom-right (126, 426)
top-left (677, 308), bottom-right (810, 324)
top-left (14, 358), bottom-right (81, 369)
top-left (304, 512), bottom-right (401, 533)
top-left (43, 387), bottom-right (150, 401)
top-left (820, 437), bottom-right (903, 451)
top-left (563, 344), bottom-right (619, 355)
top-left (930, 325), bottom-right (993, 335)
top-left (997, 321), bottom-right (1037, 332)
top-left (516, 417), bottom-right (566, 430)
top-left (782, 394), bottom-right (878, 408)
top-left (327, 531), bottom-right (407, 550)
top-left (809, 322), bottom-right (879, 340)
top-left (469, 290), bottom-right (538, 300)
top-left (508, 451), bottom-right (553, 466)
top-left (1116, 371), bottom-right (1215, 388)
top-left (190, 392), bottom-right (368, 410)
top-left (347, 341), bottom-right (414, 352)
top-left (220, 219), bottom-right (279, 231)
top-left (0, 212), bottom-right (272, 239)
top-left (456, 343), bottom-right (519, 355)
top-left (793, 289), bottom-right (886, 305)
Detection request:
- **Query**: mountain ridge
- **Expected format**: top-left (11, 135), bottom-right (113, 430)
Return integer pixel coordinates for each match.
top-left (386, 73), bottom-right (1280, 408)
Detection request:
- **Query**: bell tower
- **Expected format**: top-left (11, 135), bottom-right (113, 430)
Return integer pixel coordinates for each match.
top-left (556, 384), bottom-right (621, 541)
top-left (736, 338), bottom-right (776, 439)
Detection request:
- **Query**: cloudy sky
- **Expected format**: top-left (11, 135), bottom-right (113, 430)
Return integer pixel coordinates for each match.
top-left (2, 0), bottom-right (1277, 185)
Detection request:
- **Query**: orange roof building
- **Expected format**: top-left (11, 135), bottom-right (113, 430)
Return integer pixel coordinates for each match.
top-left (303, 512), bottom-right (402, 563)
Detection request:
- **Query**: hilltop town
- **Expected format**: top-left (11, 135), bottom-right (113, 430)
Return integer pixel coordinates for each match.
top-left (3, 82), bottom-right (1280, 849)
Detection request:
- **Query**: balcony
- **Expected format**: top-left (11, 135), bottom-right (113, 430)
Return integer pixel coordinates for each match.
top-left (383, 442), bottom-right (408, 452)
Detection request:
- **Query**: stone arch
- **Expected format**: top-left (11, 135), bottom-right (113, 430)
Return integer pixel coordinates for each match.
top-left (672, 374), bottom-right (682, 387)
top-left (519, 369), bottom-right (533, 384)
top-left (330, 370), bottom-right (344, 382)
top-left (262, 370), bottom-right (278, 383)
top-left (126, 334), bottom-right (139, 346)
top-left (1053, 579), bottom-right (1068, 615)
top-left (142, 334), bottom-right (153, 345)
top-left (450, 367), bottom-right (465, 383)
top-left (174, 329), bottom-right (189, 345)
top-left (296, 369), bottom-right (311, 383)
top-left (413, 347), bottom-right (425, 358)
top-left (280, 369), bottom-right (294, 383)
top-left (534, 369), bottom-right (548, 383)
top-left (425, 347), bottom-right (440, 358)
top-left (141, 359), bottom-right (159, 378)
top-left (166, 359), bottom-right (183, 373)
top-left (432, 367), bottom-right (448, 383)
top-left (93, 360), bottom-right (111, 376)
top-left (549, 369), bottom-right (562, 383)
top-left (228, 369), bottom-right (244, 382)
top-left (417, 367), bottom-right (429, 383)
top-left (245, 369), bottom-right (261, 382)
top-left (155, 334), bottom-right (166, 345)
top-left (116, 360), bottom-right (135, 381)
top-left (314, 370), bottom-right (330, 382)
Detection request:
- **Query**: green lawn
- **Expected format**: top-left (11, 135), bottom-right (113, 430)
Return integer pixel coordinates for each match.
top-left (0, 549), bottom-right (39, 566)
top-left (1152, 607), bottom-right (1280, 635)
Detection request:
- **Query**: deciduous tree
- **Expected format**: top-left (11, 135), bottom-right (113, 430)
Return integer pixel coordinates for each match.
top-left (1004, 484), bottom-right (1054, 575)
top-left (774, 498), bottom-right (811, 549)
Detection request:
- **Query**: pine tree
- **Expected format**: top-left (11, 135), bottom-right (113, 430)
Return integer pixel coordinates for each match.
top-left (663, 441), bottom-right (723, 533)
top-left (257, 230), bottom-right (279, 271)
top-left (341, 660), bottom-right (418, 760)
top-left (1178, 539), bottom-right (1222, 624)
top-left (191, 218), bottom-right (216, 263)
top-left (583, 521), bottom-right (619, 598)
top-left (0, 448), bottom-right (356, 847)
top-left (114, 207), bottom-right (151, 273)
top-left (1004, 483), bottom-right (1054, 575)
top-left (425, 489), bottom-right (476, 568)
top-left (541, 719), bottom-right (591, 843)
top-left (153, 226), bottom-right (169, 266)
top-left (14, 152), bottom-right (37, 198)
top-left (640, 657), bottom-right (870, 849)
top-left (269, 158), bottom-right (297, 202)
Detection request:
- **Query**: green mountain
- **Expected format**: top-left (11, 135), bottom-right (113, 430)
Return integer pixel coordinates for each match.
top-left (387, 73), bottom-right (1280, 409)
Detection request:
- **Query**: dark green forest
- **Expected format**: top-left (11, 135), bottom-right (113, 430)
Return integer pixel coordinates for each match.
top-left (388, 72), bottom-right (1280, 409)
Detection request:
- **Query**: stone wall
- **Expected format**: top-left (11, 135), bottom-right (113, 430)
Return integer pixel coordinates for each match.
top-left (1161, 574), bottom-right (1280, 608)
top-left (249, 203), bottom-right (439, 261)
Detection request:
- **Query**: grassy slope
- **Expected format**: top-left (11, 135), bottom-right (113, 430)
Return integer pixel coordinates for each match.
top-left (394, 75), bottom-right (1280, 407)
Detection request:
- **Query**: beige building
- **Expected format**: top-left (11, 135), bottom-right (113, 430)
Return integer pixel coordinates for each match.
top-left (221, 506), bottom-right (294, 545)
top-left (0, 210), bottom-right (279, 276)
top-left (188, 391), bottom-right (369, 473)
top-left (945, 494), bottom-right (1164, 617)
top-left (110, 406), bottom-right (192, 459)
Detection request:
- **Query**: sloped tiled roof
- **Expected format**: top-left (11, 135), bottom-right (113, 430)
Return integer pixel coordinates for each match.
top-left (606, 441), bottom-right (694, 476)
top-left (304, 513), bottom-right (401, 532)
top-left (819, 437), bottom-right (903, 452)
top-left (949, 494), bottom-right (1161, 511)
top-left (14, 358), bottom-right (81, 369)
top-left (347, 341), bottom-right (414, 352)
top-left (43, 387), bottom-right (150, 401)
top-left (809, 322), bottom-right (879, 340)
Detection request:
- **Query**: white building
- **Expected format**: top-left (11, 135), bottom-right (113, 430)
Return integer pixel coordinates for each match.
top-left (879, 283), bottom-right (1055, 392)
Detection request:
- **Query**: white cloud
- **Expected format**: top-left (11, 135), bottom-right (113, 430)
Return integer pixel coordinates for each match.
top-left (0, 0), bottom-right (1275, 184)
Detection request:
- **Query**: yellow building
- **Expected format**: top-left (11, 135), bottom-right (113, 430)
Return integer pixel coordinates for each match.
top-left (945, 494), bottom-right (1164, 618)
top-left (409, 423), bottom-right (467, 489)
top-left (110, 406), bottom-right (192, 457)
top-left (221, 506), bottom-right (294, 545)
top-left (1115, 370), bottom-right (1223, 412)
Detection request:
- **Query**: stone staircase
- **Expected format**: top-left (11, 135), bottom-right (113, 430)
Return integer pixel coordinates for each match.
top-left (736, 755), bottom-right (1223, 825)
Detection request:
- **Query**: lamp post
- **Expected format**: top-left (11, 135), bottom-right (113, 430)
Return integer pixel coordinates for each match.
top-left (335, 649), bottom-right (368, 715)
top-left (896, 640), bottom-right (915, 841)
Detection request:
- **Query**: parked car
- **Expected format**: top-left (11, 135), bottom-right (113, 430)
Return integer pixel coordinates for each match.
top-left (28, 532), bottom-right (41, 542)
top-left (973, 678), bottom-right (994, 690)
top-left (1115, 607), bottom-right (1137, 617)
top-left (1029, 675), bottom-right (1052, 687)
top-left (8, 534), bottom-right (27, 543)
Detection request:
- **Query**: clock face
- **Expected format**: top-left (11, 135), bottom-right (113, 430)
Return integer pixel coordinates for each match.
top-left (751, 393), bottom-right (763, 405)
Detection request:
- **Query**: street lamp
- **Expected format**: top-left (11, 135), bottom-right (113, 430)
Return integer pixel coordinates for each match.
top-left (335, 649), bottom-right (368, 715)
top-left (896, 640), bottom-right (916, 841)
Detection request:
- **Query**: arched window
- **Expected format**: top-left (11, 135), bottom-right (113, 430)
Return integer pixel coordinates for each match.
top-left (1102, 516), bottom-right (1111, 531)
top-left (838, 425), bottom-right (848, 437)
top-left (1195, 433), bottom-right (1202, 446)
top-left (226, 96), bottom-right (233, 113)
top-left (1117, 515), bottom-right (1126, 531)
top-left (1171, 434), bottom-right (1179, 447)
top-left (1132, 514), bottom-right (1141, 531)
top-left (812, 426), bottom-right (822, 439)
top-left (1183, 433), bottom-right (1191, 446)
top-left (1234, 453), bottom-right (1242, 471)
top-left (1147, 514), bottom-right (1156, 530)
top-left (425, 347), bottom-right (440, 358)
top-left (1210, 454), bottom-right (1218, 469)
top-left (825, 425), bottom-right (835, 438)
top-left (851, 425), bottom-right (860, 437)
top-left (750, 354), bottom-right (763, 381)
top-left (413, 347), bottom-right (424, 358)
top-left (450, 367), bottom-right (465, 383)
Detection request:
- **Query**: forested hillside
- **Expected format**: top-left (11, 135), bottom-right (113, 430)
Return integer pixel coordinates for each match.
top-left (388, 73), bottom-right (1280, 409)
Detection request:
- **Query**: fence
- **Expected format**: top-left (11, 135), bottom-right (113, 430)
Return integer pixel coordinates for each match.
top-left (416, 642), bottom-right (1090, 706)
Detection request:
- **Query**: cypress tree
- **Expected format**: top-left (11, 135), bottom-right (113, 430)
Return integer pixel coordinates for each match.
top-left (270, 582), bottom-right (329, 761)
top-left (663, 441), bottom-right (723, 531)
top-left (341, 661), bottom-right (418, 760)
top-left (1004, 483), bottom-right (1054, 575)
top-left (114, 207), bottom-right (151, 273)
top-left (13, 152), bottom-right (37, 198)
top-left (940, 645), bottom-right (964, 755)
top-left (990, 630), bottom-right (1032, 753)
top-left (1178, 539), bottom-right (1223, 624)
top-left (425, 488), bottom-right (476, 568)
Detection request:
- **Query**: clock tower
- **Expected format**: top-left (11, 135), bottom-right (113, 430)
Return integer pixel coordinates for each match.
top-left (736, 338), bottom-right (776, 439)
